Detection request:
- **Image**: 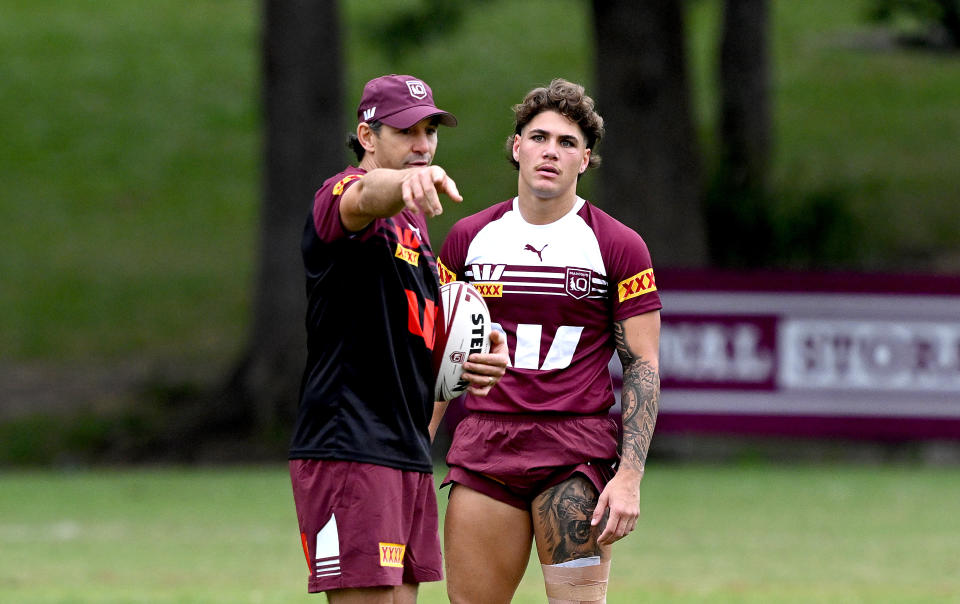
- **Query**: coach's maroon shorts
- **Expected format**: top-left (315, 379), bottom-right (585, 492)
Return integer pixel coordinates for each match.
top-left (442, 413), bottom-right (620, 510)
top-left (289, 459), bottom-right (442, 593)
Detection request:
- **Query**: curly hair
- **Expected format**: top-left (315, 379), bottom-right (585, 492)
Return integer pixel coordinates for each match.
top-left (505, 78), bottom-right (604, 171)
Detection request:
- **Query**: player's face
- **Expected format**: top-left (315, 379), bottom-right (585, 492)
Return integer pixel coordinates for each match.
top-left (512, 110), bottom-right (590, 201)
top-left (369, 118), bottom-right (439, 170)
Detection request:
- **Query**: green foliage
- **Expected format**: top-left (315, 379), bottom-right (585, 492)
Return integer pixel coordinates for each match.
top-left (865, 0), bottom-right (960, 47)
top-left (869, 0), bottom-right (949, 22)
top-left (0, 413), bottom-right (118, 466)
top-left (706, 182), bottom-right (861, 269)
top-left (0, 0), bottom-right (258, 363)
top-left (366, 0), bottom-right (473, 60)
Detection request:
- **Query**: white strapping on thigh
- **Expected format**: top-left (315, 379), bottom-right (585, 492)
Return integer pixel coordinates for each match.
top-left (541, 555), bottom-right (611, 603)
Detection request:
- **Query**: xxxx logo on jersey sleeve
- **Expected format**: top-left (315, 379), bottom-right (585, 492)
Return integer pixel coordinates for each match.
top-left (332, 174), bottom-right (363, 196)
top-left (618, 268), bottom-right (657, 302)
top-left (437, 258), bottom-right (456, 285)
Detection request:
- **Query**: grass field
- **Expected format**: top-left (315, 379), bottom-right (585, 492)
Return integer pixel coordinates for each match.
top-left (1, 463), bottom-right (958, 603)
top-left (2, 0), bottom-right (959, 366)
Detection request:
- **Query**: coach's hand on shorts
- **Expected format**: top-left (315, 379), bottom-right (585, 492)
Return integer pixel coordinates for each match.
top-left (592, 470), bottom-right (641, 546)
top-left (463, 330), bottom-right (508, 396)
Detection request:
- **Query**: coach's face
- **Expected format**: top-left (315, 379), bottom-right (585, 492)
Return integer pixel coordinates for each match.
top-left (513, 110), bottom-right (590, 202)
top-left (362, 117), bottom-right (439, 171)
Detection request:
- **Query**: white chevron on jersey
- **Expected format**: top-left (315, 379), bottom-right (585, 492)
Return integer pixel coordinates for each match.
top-left (470, 263), bottom-right (507, 281)
top-left (541, 325), bottom-right (585, 370)
top-left (512, 324), bottom-right (585, 370)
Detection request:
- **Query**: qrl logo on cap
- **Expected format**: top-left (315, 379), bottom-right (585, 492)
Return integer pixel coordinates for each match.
top-left (406, 80), bottom-right (427, 99)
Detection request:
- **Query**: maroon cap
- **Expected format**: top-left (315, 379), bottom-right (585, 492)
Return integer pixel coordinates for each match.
top-left (357, 74), bottom-right (458, 129)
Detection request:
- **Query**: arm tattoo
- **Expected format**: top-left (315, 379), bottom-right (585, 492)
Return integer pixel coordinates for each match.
top-left (614, 320), bottom-right (660, 472)
top-left (535, 479), bottom-right (603, 563)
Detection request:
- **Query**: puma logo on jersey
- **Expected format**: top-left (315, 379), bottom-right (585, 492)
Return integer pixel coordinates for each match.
top-left (523, 243), bottom-right (548, 261)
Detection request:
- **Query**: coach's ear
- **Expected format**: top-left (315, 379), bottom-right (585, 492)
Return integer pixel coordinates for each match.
top-left (357, 122), bottom-right (377, 153)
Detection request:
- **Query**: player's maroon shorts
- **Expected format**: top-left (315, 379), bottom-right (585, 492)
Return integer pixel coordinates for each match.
top-left (442, 412), bottom-right (620, 510)
top-left (289, 459), bottom-right (442, 593)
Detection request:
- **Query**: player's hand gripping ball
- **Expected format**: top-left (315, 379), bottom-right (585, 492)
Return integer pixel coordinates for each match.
top-left (433, 281), bottom-right (491, 401)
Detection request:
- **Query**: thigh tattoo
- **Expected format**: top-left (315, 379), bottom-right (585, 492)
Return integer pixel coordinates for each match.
top-left (535, 478), bottom-right (605, 564)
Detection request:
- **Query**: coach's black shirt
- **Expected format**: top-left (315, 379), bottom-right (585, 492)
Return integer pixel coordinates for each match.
top-left (290, 166), bottom-right (439, 473)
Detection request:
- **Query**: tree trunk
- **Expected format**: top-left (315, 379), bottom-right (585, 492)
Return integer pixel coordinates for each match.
top-left (936, 0), bottom-right (960, 48)
top-left (591, 0), bottom-right (707, 268)
top-left (226, 0), bottom-right (345, 436)
top-left (706, 0), bottom-right (773, 267)
top-left (718, 0), bottom-right (771, 192)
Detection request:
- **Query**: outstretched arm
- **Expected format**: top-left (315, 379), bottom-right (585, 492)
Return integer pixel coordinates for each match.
top-left (340, 165), bottom-right (462, 232)
top-left (592, 310), bottom-right (661, 546)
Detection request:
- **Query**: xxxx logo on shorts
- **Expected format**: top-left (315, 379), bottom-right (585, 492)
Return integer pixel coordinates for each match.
top-left (379, 542), bottom-right (406, 568)
top-left (618, 268), bottom-right (657, 302)
top-left (332, 174), bottom-right (363, 196)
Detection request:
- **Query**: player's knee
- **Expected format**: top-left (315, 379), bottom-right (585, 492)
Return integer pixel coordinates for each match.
top-left (541, 556), bottom-right (610, 604)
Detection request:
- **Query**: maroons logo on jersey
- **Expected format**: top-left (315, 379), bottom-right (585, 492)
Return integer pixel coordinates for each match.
top-left (618, 268), bottom-right (657, 302)
top-left (565, 267), bottom-right (592, 299)
top-left (332, 174), bottom-right (363, 196)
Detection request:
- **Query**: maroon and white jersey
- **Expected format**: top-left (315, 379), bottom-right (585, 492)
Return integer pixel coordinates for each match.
top-left (438, 197), bottom-right (662, 415)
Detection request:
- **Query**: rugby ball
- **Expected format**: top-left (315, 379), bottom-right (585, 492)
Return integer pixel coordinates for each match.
top-left (433, 281), bottom-right (491, 401)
